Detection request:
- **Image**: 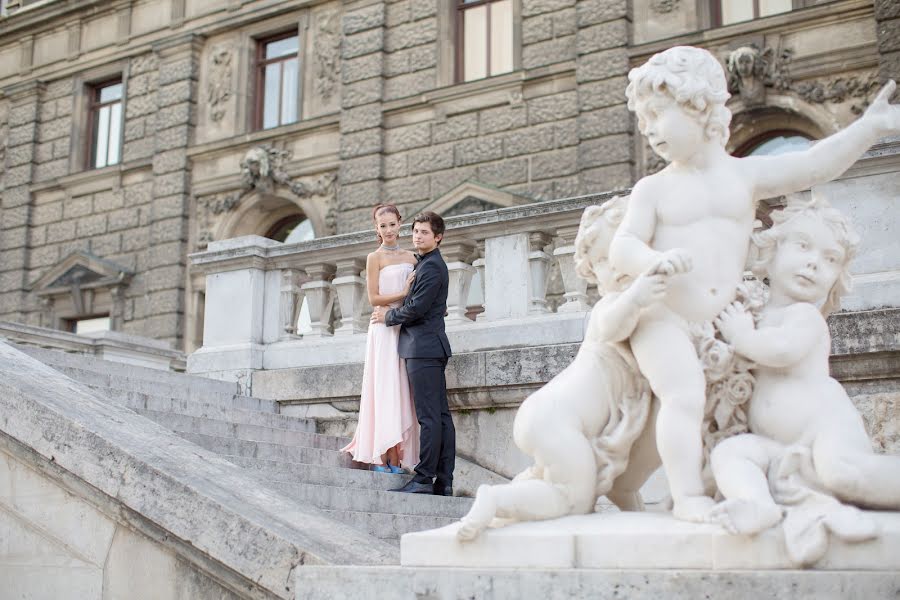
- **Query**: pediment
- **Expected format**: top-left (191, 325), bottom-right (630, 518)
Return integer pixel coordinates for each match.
top-left (31, 251), bottom-right (133, 295)
top-left (420, 181), bottom-right (532, 218)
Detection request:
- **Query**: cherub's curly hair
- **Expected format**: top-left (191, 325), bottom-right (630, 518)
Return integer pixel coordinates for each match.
top-left (626, 46), bottom-right (732, 146)
top-left (574, 195), bottom-right (628, 289)
top-left (750, 195), bottom-right (859, 317)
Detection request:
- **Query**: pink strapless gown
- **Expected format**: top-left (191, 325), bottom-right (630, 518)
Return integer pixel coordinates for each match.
top-left (341, 263), bottom-right (420, 467)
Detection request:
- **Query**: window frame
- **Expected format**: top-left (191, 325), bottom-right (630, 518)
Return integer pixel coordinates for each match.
top-left (710, 0), bottom-right (810, 28)
top-left (254, 29), bottom-right (302, 131)
top-left (454, 0), bottom-right (516, 84)
top-left (86, 77), bottom-right (124, 171)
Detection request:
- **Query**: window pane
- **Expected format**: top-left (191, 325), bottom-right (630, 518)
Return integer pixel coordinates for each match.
top-left (284, 218), bottom-right (315, 243)
top-left (490, 0), bottom-right (514, 76)
top-left (99, 82), bottom-right (122, 103)
top-left (281, 57), bottom-right (299, 126)
top-left (95, 105), bottom-right (110, 168)
top-left (463, 5), bottom-right (488, 82)
top-left (759, 0), bottom-right (792, 17)
top-left (721, 0), bottom-right (754, 25)
top-left (747, 134), bottom-right (812, 156)
top-left (266, 35), bottom-right (299, 59)
top-left (263, 62), bottom-right (281, 129)
top-left (107, 102), bottom-right (122, 166)
top-left (75, 316), bottom-right (111, 334)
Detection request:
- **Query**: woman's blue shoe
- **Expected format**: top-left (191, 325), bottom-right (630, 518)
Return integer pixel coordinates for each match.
top-left (389, 464), bottom-right (404, 474)
top-left (371, 465), bottom-right (391, 473)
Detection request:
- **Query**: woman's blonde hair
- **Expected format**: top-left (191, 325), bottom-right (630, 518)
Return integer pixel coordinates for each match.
top-left (750, 195), bottom-right (859, 317)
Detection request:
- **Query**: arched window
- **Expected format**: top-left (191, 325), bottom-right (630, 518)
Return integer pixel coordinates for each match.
top-left (265, 214), bottom-right (315, 243)
top-left (734, 130), bottom-right (814, 157)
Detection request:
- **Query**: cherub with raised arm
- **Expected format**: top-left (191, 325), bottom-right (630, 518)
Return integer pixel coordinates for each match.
top-left (710, 198), bottom-right (900, 543)
top-left (456, 196), bottom-right (666, 541)
top-left (610, 45), bottom-right (900, 522)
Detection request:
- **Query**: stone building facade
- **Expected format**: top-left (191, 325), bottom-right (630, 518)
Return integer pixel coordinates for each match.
top-left (0, 0), bottom-right (894, 351)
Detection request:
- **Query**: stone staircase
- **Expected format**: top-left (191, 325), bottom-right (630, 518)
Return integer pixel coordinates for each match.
top-left (14, 345), bottom-right (472, 545)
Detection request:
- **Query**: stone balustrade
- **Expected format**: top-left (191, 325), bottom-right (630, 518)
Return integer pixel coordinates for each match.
top-left (187, 192), bottom-right (620, 381)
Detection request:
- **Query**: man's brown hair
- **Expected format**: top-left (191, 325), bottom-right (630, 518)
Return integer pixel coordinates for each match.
top-left (413, 211), bottom-right (445, 244)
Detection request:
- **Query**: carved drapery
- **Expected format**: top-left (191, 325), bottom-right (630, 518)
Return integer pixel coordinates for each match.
top-left (313, 10), bottom-right (341, 102)
top-left (207, 47), bottom-right (233, 122)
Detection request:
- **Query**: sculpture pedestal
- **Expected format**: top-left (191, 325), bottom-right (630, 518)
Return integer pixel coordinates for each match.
top-left (401, 511), bottom-right (900, 570)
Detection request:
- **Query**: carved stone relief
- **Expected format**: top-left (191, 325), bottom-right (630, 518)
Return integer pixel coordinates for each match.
top-left (207, 47), bottom-right (233, 122)
top-left (313, 10), bottom-right (341, 103)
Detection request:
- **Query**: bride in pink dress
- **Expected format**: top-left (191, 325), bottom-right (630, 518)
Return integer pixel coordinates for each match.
top-left (341, 204), bottom-right (420, 472)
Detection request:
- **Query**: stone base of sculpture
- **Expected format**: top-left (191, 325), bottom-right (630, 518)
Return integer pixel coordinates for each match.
top-left (401, 511), bottom-right (900, 570)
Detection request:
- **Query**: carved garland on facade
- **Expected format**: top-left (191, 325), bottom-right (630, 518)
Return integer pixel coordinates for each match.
top-left (195, 146), bottom-right (338, 247)
top-left (313, 10), bottom-right (341, 102)
top-left (207, 48), bottom-right (233, 122)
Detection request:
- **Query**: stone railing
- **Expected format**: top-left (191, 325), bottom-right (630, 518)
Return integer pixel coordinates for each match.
top-left (0, 321), bottom-right (186, 371)
top-left (187, 192), bottom-right (622, 381)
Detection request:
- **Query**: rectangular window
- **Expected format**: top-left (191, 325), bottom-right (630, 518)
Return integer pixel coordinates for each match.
top-left (457, 0), bottom-right (514, 83)
top-left (67, 315), bottom-right (111, 334)
top-left (88, 80), bottom-right (123, 169)
top-left (714, 0), bottom-right (794, 26)
top-left (256, 33), bottom-right (300, 130)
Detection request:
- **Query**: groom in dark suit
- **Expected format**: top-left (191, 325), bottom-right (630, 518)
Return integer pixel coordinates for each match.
top-left (371, 211), bottom-right (455, 496)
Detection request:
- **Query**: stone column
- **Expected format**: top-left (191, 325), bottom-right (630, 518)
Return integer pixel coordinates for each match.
top-left (279, 269), bottom-right (305, 340)
top-left (483, 233), bottom-right (530, 320)
top-left (441, 241), bottom-right (476, 325)
top-left (300, 263), bottom-right (336, 337)
top-left (0, 80), bottom-right (42, 321)
top-left (332, 258), bottom-right (368, 335)
top-left (527, 232), bottom-right (553, 315)
top-left (574, 0), bottom-right (633, 192)
top-left (337, 3), bottom-right (387, 230)
top-left (553, 225), bottom-right (589, 313)
top-left (150, 33), bottom-right (203, 347)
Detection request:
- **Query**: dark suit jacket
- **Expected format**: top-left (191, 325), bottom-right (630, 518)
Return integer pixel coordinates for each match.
top-left (385, 248), bottom-right (452, 359)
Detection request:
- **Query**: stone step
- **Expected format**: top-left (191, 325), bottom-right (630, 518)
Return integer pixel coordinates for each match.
top-left (138, 410), bottom-right (345, 450)
top-left (179, 432), bottom-right (360, 469)
top-left (131, 397), bottom-right (314, 433)
top-left (321, 510), bottom-right (461, 544)
top-left (85, 383), bottom-right (278, 414)
top-left (267, 480), bottom-right (472, 519)
top-left (225, 456), bottom-right (415, 492)
top-left (16, 344), bottom-right (238, 396)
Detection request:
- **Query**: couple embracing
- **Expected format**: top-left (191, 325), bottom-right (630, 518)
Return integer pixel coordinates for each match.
top-left (341, 205), bottom-right (456, 496)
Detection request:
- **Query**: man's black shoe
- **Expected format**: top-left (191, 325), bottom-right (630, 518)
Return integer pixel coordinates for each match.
top-left (390, 480), bottom-right (434, 494)
top-left (433, 483), bottom-right (453, 496)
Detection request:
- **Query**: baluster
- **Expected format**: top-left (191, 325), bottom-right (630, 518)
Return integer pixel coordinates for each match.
top-left (527, 232), bottom-right (552, 315)
top-left (300, 263), bottom-right (336, 337)
top-left (332, 258), bottom-right (368, 335)
top-left (441, 241), bottom-right (476, 325)
top-left (279, 269), bottom-right (305, 340)
top-left (553, 225), bottom-right (589, 312)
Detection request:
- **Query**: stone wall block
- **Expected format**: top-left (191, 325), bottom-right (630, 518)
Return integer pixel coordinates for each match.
top-left (76, 214), bottom-right (108, 237)
top-left (576, 0), bottom-right (627, 26)
top-left (532, 147), bottom-right (578, 178)
top-left (146, 241), bottom-right (185, 269)
top-left (0, 247), bottom-right (27, 271)
top-left (93, 189), bottom-right (125, 212)
top-left (38, 99), bottom-right (57, 123)
top-left (578, 133), bottom-right (632, 168)
top-left (123, 138), bottom-right (155, 162)
top-left (54, 96), bottom-right (73, 118)
top-left (409, 45), bottom-right (437, 71)
top-left (153, 171), bottom-right (189, 197)
top-left (477, 158), bottom-right (529, 187)
top-left (576, 20), bottom-right (627, 55)
top-left (522, 0), bottom-right (575, 18)
top-left (342, 53), bottom-right (384, 84)
top-left (580, 163), bottom-right (632, 192)
top-left (127, 72), bottom-right (157, 96)
top-left (522, 36), bottom-right (575, 69)
top-left (384, 174), bottom-right (430, 203)
top-left (8, 103), bottom-right (38, 127)
top-left (155, 125), bottom-right (191, 152)
top-left (144, 265), bottom-right (185, 292)
top-left (384, 122), bottom-right (431, 153)
top-left (130, 53), bottom-right (160, 75)
top-left (32, 201), bottom-right (62, 226)
top-left (8, 123), bottom-right (37, 147)
top-left (528, 92), bottom-right (578, 125)
top-left (384, 153), bottom-right (408, 179)
top-left (554, 175), bottom-right (580, 198)
top-left (340, 104), bottom-right (382, 133)
top-left (108, 207), bottom-right (141, 232)
top-left (124, 182), bottom-right (154, 206)
top-left (37, 118), bottom-right (70, 143)
top-left (124, 119), bottom-right (145, 142)
top-left (522, 14), bottom-right (554, 44)
top-left (340, 129), bottom-right (384, 159)
top-left (385, 18), bottom-right (437, 52)
top-left (0, 226), bottom-right (28, 249)
top-left (151, 149), bottom-right (187, 175)
top-left (157, 80), bottom-right (194, 107)
top-left (52, 139), bottom-right (69, 159)
top-left (155, 103), bottom-right (194, 131)
top-left (555, 119), bottom-right (578, 147)
top-left (146, 289), bottom-right (182, 314)
top-left (158, 57), bottom-right (197, 86)
top-left (877, 20), bottom-right (900, 53)
top-left (43, 78), bottom-right (73, 100)
top-left (408, 142), bottom-right (454, 174)
top-left (455, 137), bottom-right (503, 166)
top-left (126, 93), bottom-right (158, 119)
top-left (338, 180), bottom-right (383, 210)
top-left (2, 187), bottom-right (30, 208)
top-left (152, 195), bottom-right (188, 220)
top-left (29, 245), bottom-right (58, 268)
top-left (4, 165), bottom-right (32, 187)
top-left (63, 195), bottom-right (93, 219)
top-left (6, 144), bottom-right (35, 167)
top-left (343, 3), bottom-right (386, 34)
top-left (434, 113), bottom-right (479, 143)
top-left (339, 154), bottom-right (383, 184)
top-left (576, 49), bottom-right (628, 83)
top-left (505, 124), bottom-right (555, 157)
top-left (386, 1), bottom-right (411, 27)
top-left (343, 29), bottom-right (384, 59)
top-left (479, 105), bottom-right (527, 135)
top-left (578, 76), bottom-right (628, 111)
top-left (385, 51), bottom-right (411, 77)
top-left (383, 69), bottom-right (435, 101)
top-left (342, 78), bottom-right (383, 108)
top-left (410, 0), bottom-right (437, 20)
top-left (553, 8), bottom-right (577, 37)
top-left (430, 166), bottom-right (476, 199)
top-left (90, 231), bottom-right (122, 255)
top-left (150, 217), bottom-right (187, 244)
top-left (577, 105), bottom-right (631, 139)
top-left (1, 205), bottom-right (30, 229)
top-left (121, 227), bottom-right (149, 252)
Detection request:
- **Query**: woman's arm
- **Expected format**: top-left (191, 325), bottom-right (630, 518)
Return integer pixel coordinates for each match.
top-left (365, 252), bottom-right (413, 306)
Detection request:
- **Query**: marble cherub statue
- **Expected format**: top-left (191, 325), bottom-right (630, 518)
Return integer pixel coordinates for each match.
top-left (609, 45), bottom-right (900, 522)
top-left (709, 198), bottom-right (898, 564)
top-left (457, 196), bottom-right (667, 541)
